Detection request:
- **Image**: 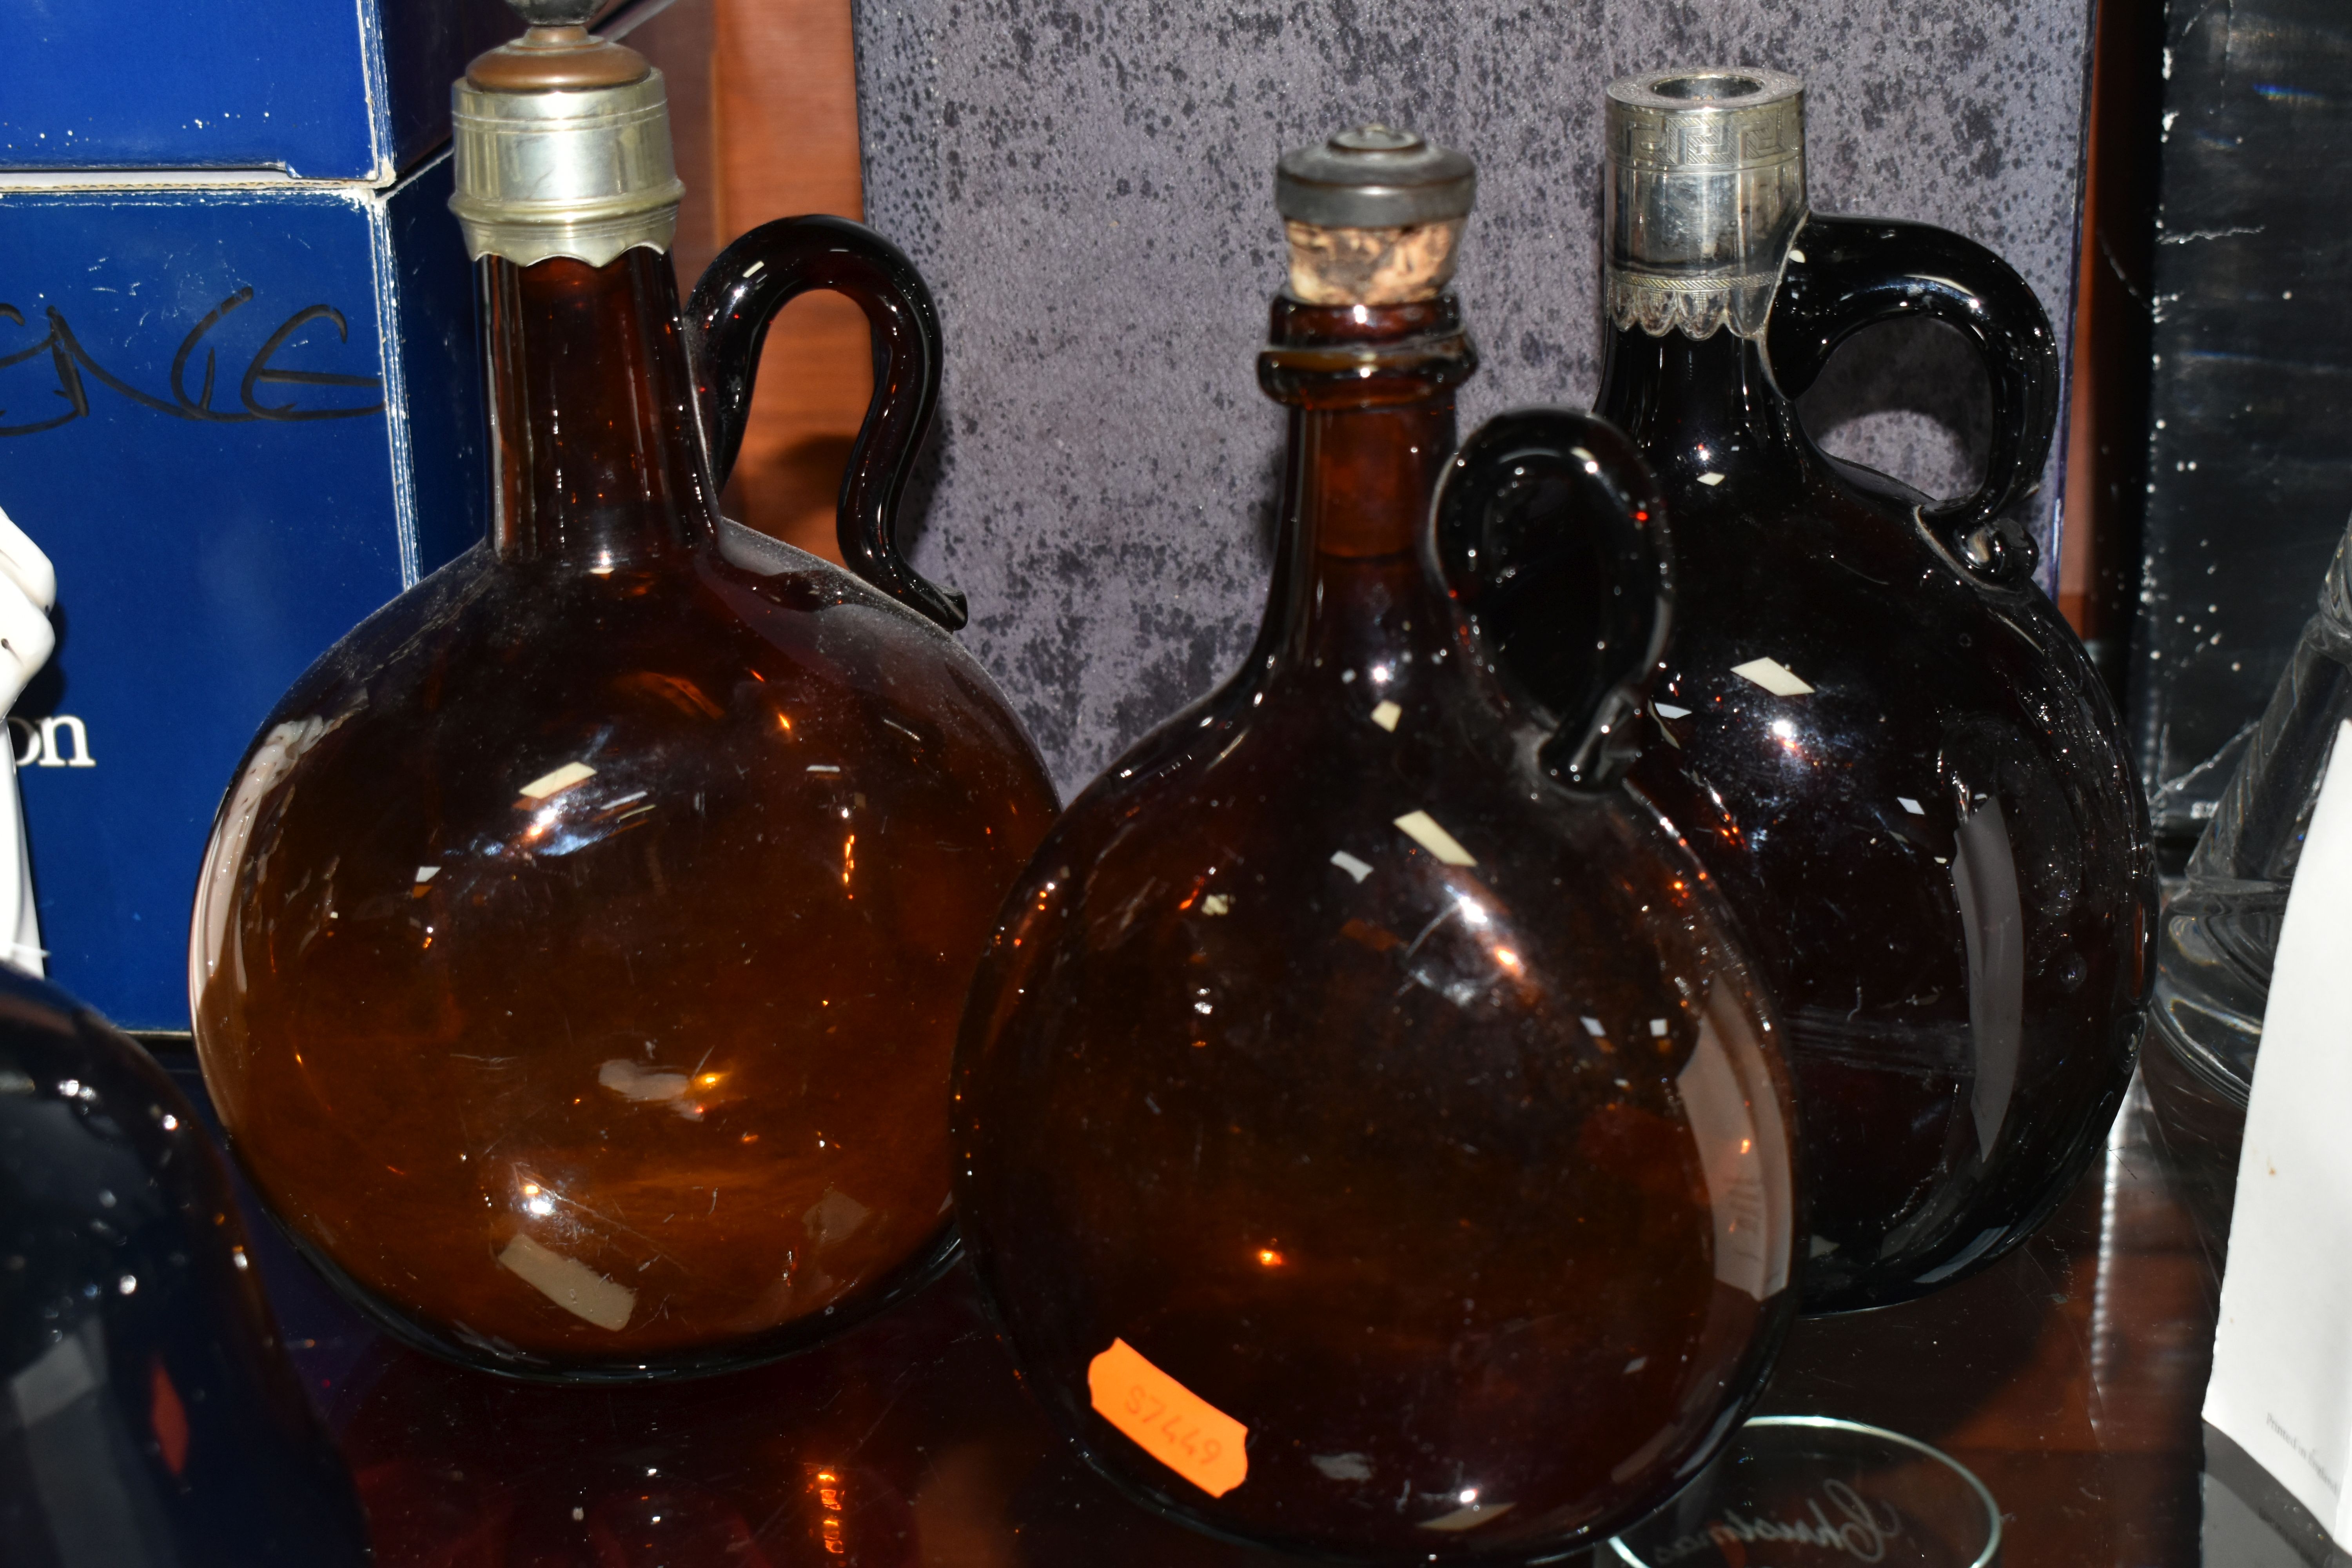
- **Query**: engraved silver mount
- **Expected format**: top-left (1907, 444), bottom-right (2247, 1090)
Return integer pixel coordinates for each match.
top-left (1604, 68), bottom-right (1807, 341)
top-left (449, 71), bottom-right (685, 268)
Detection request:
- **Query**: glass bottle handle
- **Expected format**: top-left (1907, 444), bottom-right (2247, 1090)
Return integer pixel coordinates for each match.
top-left (684, 215), bottom-right (967, 630)
top-left (1435, 410), bottom-right (1672, 789)
top-left (1765, 214), bottom-right (2061, 586)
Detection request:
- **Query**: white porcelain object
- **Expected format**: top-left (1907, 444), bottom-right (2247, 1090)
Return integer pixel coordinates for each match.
top-left (0, 505), bottom-right (57, 975)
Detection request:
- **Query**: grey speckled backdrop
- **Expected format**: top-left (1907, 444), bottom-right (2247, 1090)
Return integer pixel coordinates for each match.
top-left (853, 0), bottom-right (2091, 793)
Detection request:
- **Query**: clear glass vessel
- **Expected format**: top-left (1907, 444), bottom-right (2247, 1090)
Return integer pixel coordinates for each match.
top-left (1447, 71), bottom-right (2156, 1313)
top-left (2153, 527), bottom-right (2352, 1105)
top-left (0, 969), bottom-right (370, 1566)
top-left (188, 12), bottom-right (1055, 1380)
top-left (1608, 1416), bottom-right (2001, 1568)
top-left (952, 129), bottom-right (1797, 1563)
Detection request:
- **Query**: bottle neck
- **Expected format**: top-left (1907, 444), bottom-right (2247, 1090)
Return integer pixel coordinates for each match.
top-left (1275, 402), bottom-right (1455, 665)
top-left (1594, 324), bottom-right (1804, 481)
top-left (1256, 296), bottom-right (1472, 673)
top-left (482, 249), bottom-right (720, 569)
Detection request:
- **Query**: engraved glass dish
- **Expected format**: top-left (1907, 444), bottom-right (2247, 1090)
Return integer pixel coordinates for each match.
top-left (1609, 1417), bottom-right (2000, 1568)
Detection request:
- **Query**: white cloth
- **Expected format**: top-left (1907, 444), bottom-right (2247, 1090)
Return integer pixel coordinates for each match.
top-left (2205, 719), bottom-right (2352, 1543)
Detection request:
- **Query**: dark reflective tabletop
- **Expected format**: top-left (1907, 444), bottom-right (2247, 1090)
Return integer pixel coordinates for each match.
top-left (157, 1040), bottom-right (2246, 1567)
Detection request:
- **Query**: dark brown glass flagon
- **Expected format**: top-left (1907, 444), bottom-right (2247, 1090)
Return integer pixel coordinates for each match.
top-left (1449, 216), bottom-right (2156, 1312)
top-left (953, 292), bottom-right (1798, 1561)
top-left (191, 222), bottom-right (1054, 1379)
top-left (1, 969), bottom-right (369, 1566)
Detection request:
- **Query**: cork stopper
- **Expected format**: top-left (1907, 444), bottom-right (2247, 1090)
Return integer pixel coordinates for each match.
top-left (468, 0), bottom-right (650, 92)
top-left (1276, 126), bottom-right (1474, 307)
top-left (1282, 219), bottom-right (1466, 307)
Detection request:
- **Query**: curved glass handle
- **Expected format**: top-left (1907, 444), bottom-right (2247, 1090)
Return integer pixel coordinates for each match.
top-left (1766, 214), bottom-right (2060, 586)
top-left (1435, 409), bottom-right (1672, 789)
top-left (684, 214), bottom-right (967, 630)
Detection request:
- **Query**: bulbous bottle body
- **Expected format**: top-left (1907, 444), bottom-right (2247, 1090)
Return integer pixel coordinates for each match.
top-left (0, 968), bottom-right (370, 1566)
top-left (954, 296), bottom-right (1798, 1561)
top-left (1482, 72), bottom-right (2157, 1312)
top-left (1612, 345), bottom-right (2151, 1310)
top-left (191, 243), bottom-right (1055, 1378)
top-left (194, 524), bottom-right (1049, 1376)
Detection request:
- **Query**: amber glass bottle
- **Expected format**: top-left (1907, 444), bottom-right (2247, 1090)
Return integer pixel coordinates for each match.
top-left (953, 129), bottom-right (1797, 1562)
top-left (188, 7), bottom-right (1053, 1379)
top-left (1448, 71), bottom-right (2154, 1312)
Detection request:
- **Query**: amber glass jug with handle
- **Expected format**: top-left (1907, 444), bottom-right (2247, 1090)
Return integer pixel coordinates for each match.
top-left (953, 127), bottom-right (1798, 1563)
top-left (187, 3), bottom-right (1055, 1381)
top-left (1445, 70), bottom-right (2154, 1313)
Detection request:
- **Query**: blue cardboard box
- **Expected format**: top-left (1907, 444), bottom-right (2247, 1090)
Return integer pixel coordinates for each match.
top-left (0, 0), bottom-right (521, 180)
top-left (0, 154), bottom-right (485, 1028)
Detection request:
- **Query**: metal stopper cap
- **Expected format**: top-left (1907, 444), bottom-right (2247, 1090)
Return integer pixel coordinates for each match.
top-left (1604, 67), bottom-right (1807, 340)
top-left (448, 0), bottom-right (685, 268)
top-left (1276, 125), bottom-right (1476, 229)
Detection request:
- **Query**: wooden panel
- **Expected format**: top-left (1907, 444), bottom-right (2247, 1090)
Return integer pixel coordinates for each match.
top-left (619, 0), bottom-right (720, 293)
top-left (2056, 0), bottom-right (2163, 686)
top-left (708, 0), bottom-right (871, 562)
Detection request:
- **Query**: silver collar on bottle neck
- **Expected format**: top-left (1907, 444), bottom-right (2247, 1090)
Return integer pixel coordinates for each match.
top-left (448, 71), bottom-right (686, 269)
top-left (1604, 68), bottom-right (1807, 342)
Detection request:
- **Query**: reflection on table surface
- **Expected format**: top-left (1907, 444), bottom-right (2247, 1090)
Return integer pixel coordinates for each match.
top-left (163, 1044), bottom-right (2244, 1567)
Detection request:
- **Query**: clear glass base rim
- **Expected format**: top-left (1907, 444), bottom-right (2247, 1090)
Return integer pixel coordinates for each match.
top-left (1605, 1415), bottom-right (2002, 1568)
top-left (2149, 996), bottom-right (2256, 1108)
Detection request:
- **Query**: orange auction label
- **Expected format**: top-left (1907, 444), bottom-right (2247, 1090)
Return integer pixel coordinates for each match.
top-left (1087, 1337), bottom-right (1250, 1496)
